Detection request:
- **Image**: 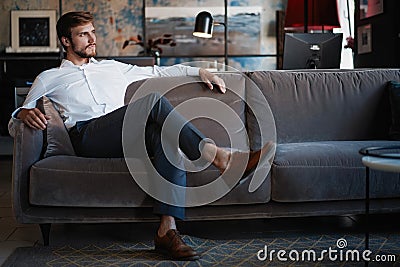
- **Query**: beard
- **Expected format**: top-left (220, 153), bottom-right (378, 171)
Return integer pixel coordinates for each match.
top-left (71, 42), bottom-right (97, 58)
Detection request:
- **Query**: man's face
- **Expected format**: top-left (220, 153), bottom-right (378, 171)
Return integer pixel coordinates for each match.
top-left (68, 23), bottom-right (97, 58)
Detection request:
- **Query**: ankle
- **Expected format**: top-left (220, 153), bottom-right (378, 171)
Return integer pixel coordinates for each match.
top-left (213, 147), bottom-right (231, 172)
top-left (201, 143), bottom-right (217, 163)
top-left (158, 216), bottom-right (177, 237)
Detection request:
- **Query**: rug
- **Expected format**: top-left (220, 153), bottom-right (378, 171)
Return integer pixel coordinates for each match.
top-left (3, 233), bottom-right (400, 266)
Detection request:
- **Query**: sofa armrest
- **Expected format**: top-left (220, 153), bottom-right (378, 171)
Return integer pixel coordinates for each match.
top-left (11, 118), bottom-right (44, 223)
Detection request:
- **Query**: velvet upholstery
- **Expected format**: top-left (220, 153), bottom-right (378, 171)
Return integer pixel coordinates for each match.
top-left (9, 69), bottom-right (400, 230)
top-left (272, 140), bottom-right (400, 202)
top-left (125, 74), bottom-right (248, 149)
top-left (248, 69), bottom-right (400, 143)
top-left (388, 81), bottom-right (400, 140)
top-left (28, 72), bottom-right (271, 209)
top-left (29, 156), bottom-right (271, 207)
top-left (42, 96), bottom-right (76, 157)
top-left (248, 69), bottom-right (400, 203)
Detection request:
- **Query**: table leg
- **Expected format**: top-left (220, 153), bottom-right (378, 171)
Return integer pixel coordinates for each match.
top-left (365, 166), bottom-right (370, 266)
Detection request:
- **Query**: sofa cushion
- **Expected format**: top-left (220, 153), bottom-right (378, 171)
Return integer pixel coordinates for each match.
top-left (124, 73), bottom-right (271, 204)
top-left (29, 158), bottom-right (270, 208)
top-left (42, 96), bottom-right (76, 157)
top-left (29, 156), bottom-right (151, 207)
top-left (272, 140), bottom-right (400, 202)
top-left (28, 73), bottom-right (271, 208)
top-left (388, 81), bottom-right (400, 140)
top-left (125, 73), bottom-right (248, 149)
top-left (244, 75), bottom-right (277, 151)
top-left (249, 70), bottom-right (400, 143)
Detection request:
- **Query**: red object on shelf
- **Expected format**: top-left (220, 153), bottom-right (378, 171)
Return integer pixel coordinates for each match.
top-left (284, 0), bottom-right (340, 32)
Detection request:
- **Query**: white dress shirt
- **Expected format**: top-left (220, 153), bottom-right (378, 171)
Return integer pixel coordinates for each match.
top-left (11, 58), bottom-right (200, 130)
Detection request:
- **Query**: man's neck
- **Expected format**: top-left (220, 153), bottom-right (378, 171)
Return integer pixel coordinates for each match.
top-left (65, 53), bottom-right (90, 66)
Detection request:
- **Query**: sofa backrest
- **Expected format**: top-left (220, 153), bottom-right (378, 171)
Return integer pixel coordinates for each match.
top-left (248, 69), bottom-right (400, 143)
top-left (36, 72), bottom-right (249, 159)
top-left (125, 72), bottom-right (249, 150)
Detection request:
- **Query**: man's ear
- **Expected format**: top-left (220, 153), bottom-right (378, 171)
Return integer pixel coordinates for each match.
top-left (61, 37), bottom-right (70, 47)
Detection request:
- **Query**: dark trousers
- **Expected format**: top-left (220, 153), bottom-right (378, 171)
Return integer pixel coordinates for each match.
top-left (68, 93), bottom-right (207, 220)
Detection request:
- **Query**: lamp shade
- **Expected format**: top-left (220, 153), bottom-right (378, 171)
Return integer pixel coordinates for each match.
top-left (193, 11), bottom-right (214, 38)
top-left (285, 0), bottom-right (340, 32)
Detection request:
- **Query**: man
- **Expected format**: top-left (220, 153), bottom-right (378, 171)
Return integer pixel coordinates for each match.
top-left (11, 11), bottom-right (272, 260)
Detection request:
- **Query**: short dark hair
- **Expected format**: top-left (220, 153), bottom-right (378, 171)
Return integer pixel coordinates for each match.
top-left (56, 11), bottom-right (94, 50)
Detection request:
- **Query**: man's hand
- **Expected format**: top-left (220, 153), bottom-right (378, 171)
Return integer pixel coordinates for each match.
top-left (199, 68), bottom-right (226, 93)
top-left (17, 108), bottom-right (50, 130)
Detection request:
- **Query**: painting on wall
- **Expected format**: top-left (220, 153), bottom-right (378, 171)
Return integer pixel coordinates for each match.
top-left (62, 0), bottom-right (144, 56)
top-left (55, 0), bottom-right (276, 70)
top-left (6, 10), bottom-right (59, 53)
top-left (357, 24), bottom-right (372, 54)
top-left (144, 6), bottom-right (262, 57)
top-left (360, 0), bottom-right (384, 19)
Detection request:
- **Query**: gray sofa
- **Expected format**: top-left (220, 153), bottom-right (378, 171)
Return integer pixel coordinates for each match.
top-left (10, 69), bottom-right (400, 245)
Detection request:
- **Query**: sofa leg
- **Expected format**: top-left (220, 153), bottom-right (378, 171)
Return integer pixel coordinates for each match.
top-left (39, 223), bottom-right (51, 246)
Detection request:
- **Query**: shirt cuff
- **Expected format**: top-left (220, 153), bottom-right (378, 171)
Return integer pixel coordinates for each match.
top-left (12, 100), bottom-right (37, 119)
top-left (186, 67), bottom-right (200, 76)
top-left (11, 107), bottom-right (22, 119)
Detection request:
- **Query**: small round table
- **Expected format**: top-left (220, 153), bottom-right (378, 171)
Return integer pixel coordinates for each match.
top-left (359, 146), bottom-right (400, 265)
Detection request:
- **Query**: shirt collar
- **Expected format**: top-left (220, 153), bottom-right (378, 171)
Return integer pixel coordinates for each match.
top-left (60, 57), bottom-right (99, 68)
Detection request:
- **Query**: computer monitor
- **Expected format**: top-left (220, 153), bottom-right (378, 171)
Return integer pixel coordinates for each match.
top-left (283, 33), bottom-right (343, 69)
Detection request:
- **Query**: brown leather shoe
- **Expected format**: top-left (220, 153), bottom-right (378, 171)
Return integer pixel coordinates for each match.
top-left (154, 229), bottom-right (200, 261)
top-left (221, 141), bottom-right (275, 176)
top-left (243, 141), bottom-right (275, 176)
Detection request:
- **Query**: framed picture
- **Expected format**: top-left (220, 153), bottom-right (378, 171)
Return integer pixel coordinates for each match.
top-left (357, 24), bottom-right (372, 54)
top-left (145, 6), bottom-right (262, 57)
top-left (6, 10), bottom-right (59, 53)
top-left (360, 0), bottom-right (384, 19)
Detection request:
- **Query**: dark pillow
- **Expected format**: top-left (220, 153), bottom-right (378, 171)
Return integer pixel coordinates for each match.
top-left (42, 96), bottom-right (76, 157)
top-left (388, 81), bottom-right (400, 140)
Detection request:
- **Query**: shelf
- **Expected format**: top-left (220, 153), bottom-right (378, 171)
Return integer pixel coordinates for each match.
top-left (159, 54), bottom-right (279, 58)
top-left (0, 53), bottom-right (61, 61)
